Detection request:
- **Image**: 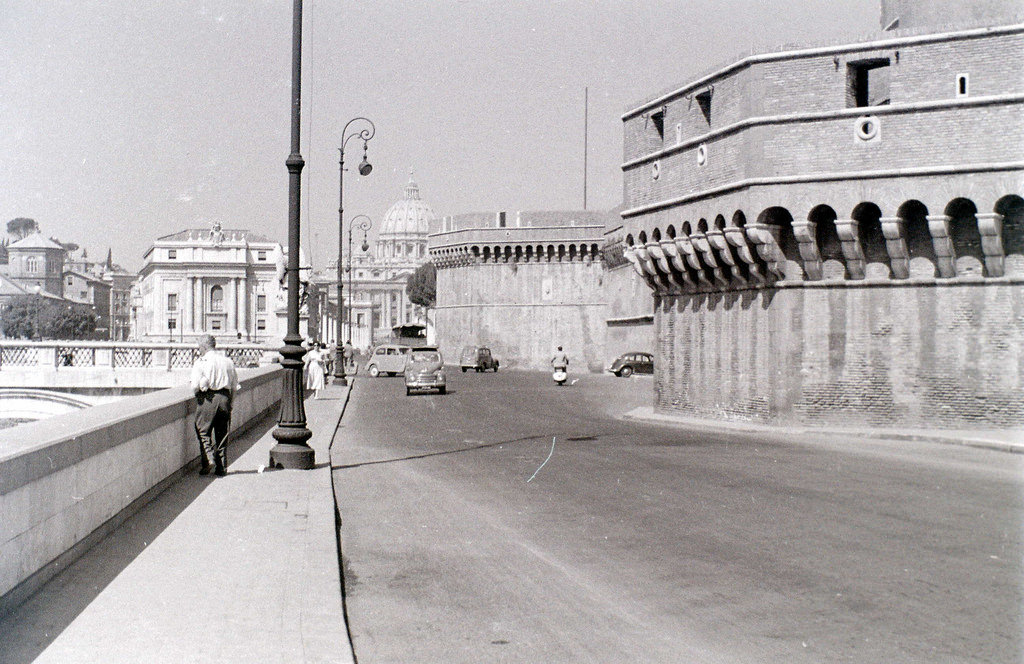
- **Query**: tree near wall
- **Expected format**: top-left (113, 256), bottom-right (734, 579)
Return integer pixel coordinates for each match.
top-left (0, 296), bottom-right (97, 339)
top-left (406, 261), bottom-right (436, 308)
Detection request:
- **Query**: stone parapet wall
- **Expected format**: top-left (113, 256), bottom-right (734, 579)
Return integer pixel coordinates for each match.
top-left (654, 282), bottom-right (1023, 428)
top-left (0, 366), bottom-right (282, 616)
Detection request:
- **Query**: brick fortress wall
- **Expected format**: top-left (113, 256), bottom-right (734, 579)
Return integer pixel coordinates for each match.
top-left (430, 212), bottom-right (610, 372)
top-left (621, 23), bottom-right (1024, 430)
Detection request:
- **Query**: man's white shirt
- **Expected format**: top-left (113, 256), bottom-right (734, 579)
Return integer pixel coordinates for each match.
top-left (190, 350), bottom-right (240, 393)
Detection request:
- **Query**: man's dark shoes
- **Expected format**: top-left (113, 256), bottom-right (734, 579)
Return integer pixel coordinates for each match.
top-left (199, 465), bottom-right (212, 476)
top-left (214, 467), bottom-right (227, 477)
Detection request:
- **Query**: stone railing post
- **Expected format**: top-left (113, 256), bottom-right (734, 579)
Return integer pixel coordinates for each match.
top-left (834, 219), bottom-right (866, 279)
top-left (976, 212), bottom-right (1005, 277)
top-left (926, 214), bottom-right (956, 278)
top-left (880, 216), bottom-right (910, 279)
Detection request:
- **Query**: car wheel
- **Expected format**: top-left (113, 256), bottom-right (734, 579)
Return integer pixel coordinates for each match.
top-left (406, 387), bottom-right (411, 396)
top-left (620, 366), bottom-right (633, 377)
top-left (461, 367), bottom-right (468, 373)
top-left (368, 364), bottom-right (379, 377)
top-left (493, 365), bottom-right (498, 372)
top-left (438, 386), bottom-right (446, 394)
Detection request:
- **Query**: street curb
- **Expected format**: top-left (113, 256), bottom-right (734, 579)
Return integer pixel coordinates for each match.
top-left (622, 407), bottom-right (1024, 454)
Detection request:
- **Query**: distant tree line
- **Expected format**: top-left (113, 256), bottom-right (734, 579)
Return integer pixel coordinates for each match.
top-left (1, 296), bottom-right (97, 340)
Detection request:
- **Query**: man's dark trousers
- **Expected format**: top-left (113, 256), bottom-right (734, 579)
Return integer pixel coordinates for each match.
top-left (195, 389), bottom-right (232, 473)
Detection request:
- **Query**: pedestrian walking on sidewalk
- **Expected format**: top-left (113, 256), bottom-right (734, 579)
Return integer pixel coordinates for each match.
top-left (305, 341), bottom-right (327, 399)
top-left (190, 334), bottom-right (239, 476)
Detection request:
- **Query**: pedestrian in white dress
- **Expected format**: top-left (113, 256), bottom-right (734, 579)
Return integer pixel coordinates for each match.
top-left (305, 342), bottom-right (326, 399)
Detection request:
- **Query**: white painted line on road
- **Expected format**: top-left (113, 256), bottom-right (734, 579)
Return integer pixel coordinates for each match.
top-left (527, 437), bottom-right (556, 483)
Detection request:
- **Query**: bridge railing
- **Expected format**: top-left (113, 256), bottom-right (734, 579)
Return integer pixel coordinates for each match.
top-left (0, 341), bottom-right (273, 371)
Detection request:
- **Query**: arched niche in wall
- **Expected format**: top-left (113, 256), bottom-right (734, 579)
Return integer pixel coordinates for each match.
top-left (756, 206), bottom-right (802, 280)
top-left (945, 198), bottom-right (984, 276)
top-left (995, 195), bottom-right (1024, 276)
top-left (852, 201), bottom-right (891, 279)
top-left (897, 200), bottom-right (937, 278)
top-left (809, 204), bottom-right (845, 280)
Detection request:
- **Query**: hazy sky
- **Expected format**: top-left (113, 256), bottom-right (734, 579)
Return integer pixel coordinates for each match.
top-left (1, 0), bottom-right (879, 271)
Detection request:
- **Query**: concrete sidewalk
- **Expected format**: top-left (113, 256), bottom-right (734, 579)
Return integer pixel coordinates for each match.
top-left (624, 406), bottom-right (1024, 454)
top-left (0, 383), bottom-right (354, 664)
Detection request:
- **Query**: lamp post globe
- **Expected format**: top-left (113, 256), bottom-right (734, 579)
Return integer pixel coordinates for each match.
top-left (335, 117), bottom-right (375, 383)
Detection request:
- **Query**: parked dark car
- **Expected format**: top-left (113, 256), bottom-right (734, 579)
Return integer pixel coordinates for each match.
top-left (608, 352), bottom-right (654, 377)
top-left (460, 346), bottom-right (499, 372)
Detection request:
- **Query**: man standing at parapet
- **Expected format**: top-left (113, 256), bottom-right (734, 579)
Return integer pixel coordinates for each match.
top-left (190, 334), bottom-right (239, 477)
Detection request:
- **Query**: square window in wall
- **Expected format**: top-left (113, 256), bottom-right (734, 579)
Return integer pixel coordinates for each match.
top-left (257, 294), bottom-right (267, 312)
top-left (256, 319), bottom-right (266, 331)
top-left (210, 319), bottom-right (222, 331)
top-left (257, 250), bottom-right (267, 261)
top-left (357, 313), bottom-right (364, 326)
top-left (847, 59), bottom-right (891, 107)
top-left (648, 108), bottom-right (665, 140)
top-left (168, 249), bottom-right (177, 260)
top-left (167, 293), bottom-right (178, 311)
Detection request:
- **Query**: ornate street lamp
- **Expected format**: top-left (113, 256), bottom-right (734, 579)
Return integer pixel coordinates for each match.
top-left (270, 0), bottom-right (314, 470)
top-left (347, 215), bottom-right (372, 355)
top-left (334, 117), bottom-right (375, 383)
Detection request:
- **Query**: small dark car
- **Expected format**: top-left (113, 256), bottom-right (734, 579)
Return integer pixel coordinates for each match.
top-left (609, 352), bottom-right (654, 377)
top-left (460, 346), bottom-right (499, 373)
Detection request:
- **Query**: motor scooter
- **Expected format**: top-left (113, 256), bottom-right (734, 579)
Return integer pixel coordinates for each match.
top-left (552, 367), bottom-right (567, 386)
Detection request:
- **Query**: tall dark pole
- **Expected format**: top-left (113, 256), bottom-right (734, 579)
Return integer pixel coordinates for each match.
top-left (334, 117), bottom-right (374, 381)
top-left (270, 0), bottom-right (314, 470)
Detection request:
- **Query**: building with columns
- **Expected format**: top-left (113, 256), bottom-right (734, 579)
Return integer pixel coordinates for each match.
top-left (135, 223), bottom-right (295, 344)
top-left (313, 178), bottom-right (434, 350)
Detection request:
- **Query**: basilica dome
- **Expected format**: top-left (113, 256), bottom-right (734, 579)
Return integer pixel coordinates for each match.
top-left (378, 179), bottom-right (436, 240)
top-left (375, 178), bottom-right (436, 263)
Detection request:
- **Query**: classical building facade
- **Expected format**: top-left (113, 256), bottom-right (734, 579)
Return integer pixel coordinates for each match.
top-left (314, 179), bottom-right (434, 350)
top-left (135, 223), bottom-right (303, 344)
top-left (619, 5), bottom-right (1023, 429)
top-left (430, 210), bottom-right (611, 371)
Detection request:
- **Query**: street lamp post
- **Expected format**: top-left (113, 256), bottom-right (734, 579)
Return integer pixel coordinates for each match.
top-left (269, 0), bottom-right (314, 470)
top-left (347, 215), bottom-right (372, 355)
top-left (334, 117), bottom-right (375, 383)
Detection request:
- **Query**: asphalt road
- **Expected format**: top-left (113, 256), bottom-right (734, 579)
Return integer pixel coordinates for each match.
top-left (330, 369), bottom-right (1023, 664)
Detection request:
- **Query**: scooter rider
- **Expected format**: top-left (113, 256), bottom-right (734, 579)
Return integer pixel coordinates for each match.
top-left (551, 345), bottom-right (569, 384)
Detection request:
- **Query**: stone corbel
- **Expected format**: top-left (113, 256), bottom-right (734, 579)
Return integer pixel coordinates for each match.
top-left (879, 217), bottom-right (910, 279)
top-left (660, 240), bottom-right (696, 290)
top-left (690, 231), bottom-right (731, 289)
top-left (674, 235), bottom-right (714, 290)
top-left (745, 223), bottom-right (786, 280)
top-left (723, 226), bottom-right (766, 285)
top-left (833, 219), bottom-right (866, 279)
top-left (706, 227), bottom-right (747, 286)
top-left (623, 246), bottom-right (658, 291)
top-left (976, 212), bottom-right (1005, 277)
top-left (925, 214), bottom-right (956, 278)
top-left (791, 221), bottom-right (822, 281)
top-left (648, 242), bottom-right (689, 291)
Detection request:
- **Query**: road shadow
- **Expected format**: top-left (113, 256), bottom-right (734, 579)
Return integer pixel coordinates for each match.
top-left (0, 414), bottom-right (275, 664)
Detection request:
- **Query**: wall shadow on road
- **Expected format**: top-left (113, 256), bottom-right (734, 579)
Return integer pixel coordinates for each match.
top-left (331, 432), bottom-right (553, 470)
top-left (0, 415), bottom-right (275, 664)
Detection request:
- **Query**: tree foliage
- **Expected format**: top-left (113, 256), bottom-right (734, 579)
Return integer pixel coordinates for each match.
top-left (1, 296), bottom-right (98, 340)
top-left (406, 261), bottom-right (436, 308)
top-left (6, 218), bottom-right (38, 240)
